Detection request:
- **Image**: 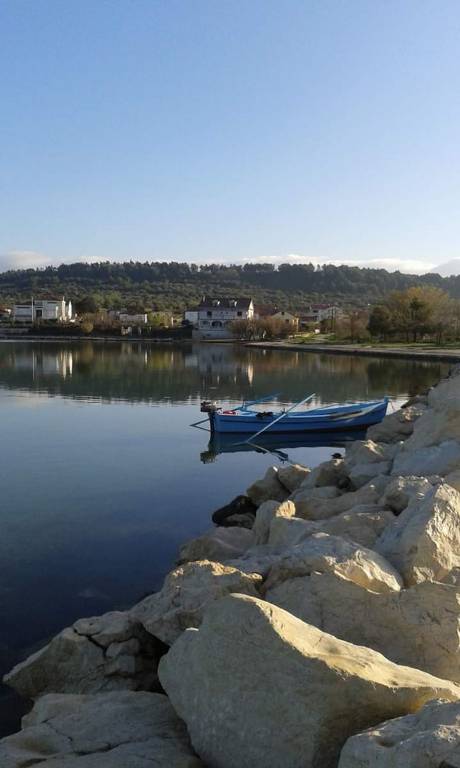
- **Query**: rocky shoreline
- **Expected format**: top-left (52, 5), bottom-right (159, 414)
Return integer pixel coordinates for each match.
top-left (2, 366), bottom-right (460, 767)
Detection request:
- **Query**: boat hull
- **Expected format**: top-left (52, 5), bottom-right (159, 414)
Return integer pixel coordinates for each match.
top-left (210, 399), bottom-right (388, 434)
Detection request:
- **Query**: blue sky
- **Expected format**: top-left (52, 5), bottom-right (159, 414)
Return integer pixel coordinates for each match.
top-left (1, 0), bottom-right (460, 273)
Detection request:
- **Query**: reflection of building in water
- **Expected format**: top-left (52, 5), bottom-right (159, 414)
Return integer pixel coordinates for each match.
top-left (9, 349), bottom-right (73, 378)
top-left (191, 344), bottom-right (254, 388)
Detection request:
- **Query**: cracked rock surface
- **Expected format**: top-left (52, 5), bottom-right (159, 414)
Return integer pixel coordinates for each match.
top-left (4, 611), bottom-right (165, 699)
top-left (0, 691), bottom-right (205, 767)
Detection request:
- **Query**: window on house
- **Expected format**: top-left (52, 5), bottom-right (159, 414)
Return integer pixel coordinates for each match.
top-left (207, 311), bottom-right (212, 317)
top-left (237, 311), bottom-right (242, 317)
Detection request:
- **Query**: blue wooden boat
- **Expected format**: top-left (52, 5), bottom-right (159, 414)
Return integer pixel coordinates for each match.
top-left (200, 394), bottom-right (389, 434)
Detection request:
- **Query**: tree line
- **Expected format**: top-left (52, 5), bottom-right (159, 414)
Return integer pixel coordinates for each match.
top-left (367, 287), bottom-right (460, 343)
top-left (0, 260), bottom-right (459, 313)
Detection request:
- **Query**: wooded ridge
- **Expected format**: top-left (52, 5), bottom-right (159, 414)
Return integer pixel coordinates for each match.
top-left (0, 261), bottom-right (458, 311)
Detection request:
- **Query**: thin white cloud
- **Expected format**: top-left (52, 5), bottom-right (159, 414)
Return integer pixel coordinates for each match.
top-left (0, 250), bottom-right (49, 272)
top-left (0, 250), bottom-right (106, 272)
top-left (229, 254), bottom-right (436, 275)
top-left (0, 250), bottom-right (436, 275)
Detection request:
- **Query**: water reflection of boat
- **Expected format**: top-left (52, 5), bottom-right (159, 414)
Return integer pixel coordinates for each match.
top-left (200, 429), bottom-right (367, 463)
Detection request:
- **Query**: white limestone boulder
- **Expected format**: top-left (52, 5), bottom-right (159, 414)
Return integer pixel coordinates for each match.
top-left (159, 593), bottom-right (460, 768)
top-left (339, 698), bottom-right (460, 768)
top-left (375, 483), bottom-right (460, 585)
top-left (428, 365), bottom-right (460, 409)
top-left (300, 457), bottom-right (349, 489)
top-left (266, 571), bottom-right (460, 683)
top-left (392, 440), bottom-right (460, 478)
top-left (295, 478), bottom-right (386, 520)
top-left (4, 611), bottom-right (161, 700)
top-left (226, 545), bottom-right (284, 577)
top-left (345, 439), bottom-right (396, 466)
top-left (131, 559), bottom-right (261, 645)
top-left (262, 532), bottom-right (403, 594)
top-left (348, 460), bottom-right (392, 489)
top-left (268, 505), bottom-right (394, 549)
top-left (290, 485), bottom-right (341, 514)
top-left (277, 463), bottom-right (310, 492)
top-left (0, 691), bottom-right (204, 767)
top-left (367, 403), bottom-right (427, 443)
top-left (178, 525), bottom-right (255, 563)
top-left (446, 469), bottom-right (460, 493)
top-left (253, 499), bottom-right (296, 545)
top-left (382, 475), bottom-right (436, 513)
top-left (405, 407), bottom-right (460, 451)
top-left (246, 466), bottom-right (289, 505)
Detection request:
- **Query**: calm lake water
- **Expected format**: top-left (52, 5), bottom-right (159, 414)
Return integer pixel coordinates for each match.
top-left (0, 340), bottom-right (450, 734)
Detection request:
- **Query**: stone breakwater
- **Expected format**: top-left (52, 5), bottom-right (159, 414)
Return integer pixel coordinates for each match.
top-left (2, 368), bottom-right (460, 767)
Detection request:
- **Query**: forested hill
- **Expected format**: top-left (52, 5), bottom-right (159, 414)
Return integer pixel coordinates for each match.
top-left (0, 261), bottom-right (458, 312)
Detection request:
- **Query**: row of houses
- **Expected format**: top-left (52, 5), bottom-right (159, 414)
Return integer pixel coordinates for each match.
top-left (185, 297), bottom-right (343, 339)
top-left (1, 295), bottom-right (342, 339)
top-left (3, 300), bottom-right (153, 327)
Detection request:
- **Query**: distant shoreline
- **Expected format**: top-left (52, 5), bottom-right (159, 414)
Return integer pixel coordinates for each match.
top-left (0, 335), bottom-right (186, 344)
top-left (245, 341), bottom-right (460, 363)
top-left (1, 336), bottom-right (460, 363)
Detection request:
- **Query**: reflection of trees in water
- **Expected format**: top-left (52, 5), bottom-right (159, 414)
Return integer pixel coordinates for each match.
top-left (0, 342), bottom-right (450, 405)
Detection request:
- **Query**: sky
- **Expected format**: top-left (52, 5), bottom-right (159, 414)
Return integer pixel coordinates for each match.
top-left (1, 0), bottom-right (460, 274)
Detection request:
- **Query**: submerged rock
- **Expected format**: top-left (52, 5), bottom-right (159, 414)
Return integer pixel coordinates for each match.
top-left (159, 593), bottom-right (460, 768)
top-left (0, 691), bottom-right (204, 767)
top-left (211, 494), bottom-right (256, 526)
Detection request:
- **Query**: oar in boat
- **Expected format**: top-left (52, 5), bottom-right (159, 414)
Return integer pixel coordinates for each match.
top-left (326, 400), bottom-right (384, 422)
top-left (245, 393), bottom-right (316, 444)
top-left (240, 392), bottom-right (281, 410)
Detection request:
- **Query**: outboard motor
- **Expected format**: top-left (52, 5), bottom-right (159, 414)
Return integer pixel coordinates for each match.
top-left (200, 400), bottom-right (218, 414)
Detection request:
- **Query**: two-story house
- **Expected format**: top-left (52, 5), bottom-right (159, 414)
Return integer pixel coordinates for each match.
top-left (195, 297), bottom-right (254, 339)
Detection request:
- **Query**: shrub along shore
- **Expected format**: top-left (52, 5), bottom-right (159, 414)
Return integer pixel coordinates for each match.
top-left (2, 366), bottom-right (460, 767)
